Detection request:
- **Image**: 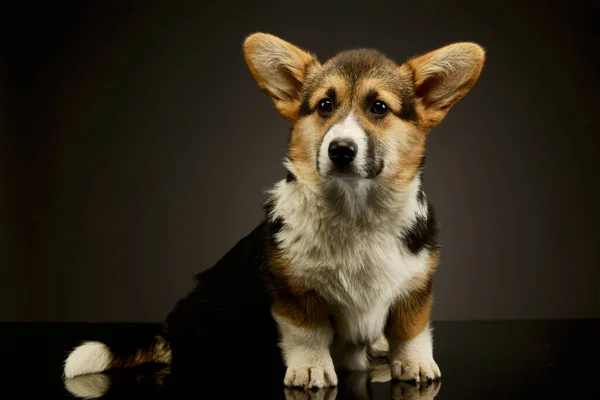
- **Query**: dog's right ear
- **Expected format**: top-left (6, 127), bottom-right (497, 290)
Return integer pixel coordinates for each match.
top-left (243, 33), bottom-right (320, 122)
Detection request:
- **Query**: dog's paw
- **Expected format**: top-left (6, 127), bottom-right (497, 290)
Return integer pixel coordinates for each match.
top-left (392, 381), bottom-right (441, 400)
top-left (284, 386), bottom-right (338, 400)
top-left (284, 365), bottom-right (338, 389)
top-left (390, 356), bottom-right (441, 383)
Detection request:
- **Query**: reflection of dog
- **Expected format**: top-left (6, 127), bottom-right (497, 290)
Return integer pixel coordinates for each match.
top-left (64, 364), bottom-right (170, 399)
top-left (63, 33), bottom-right (485, 390)
top-left (391, 381), bottom-right (441, 400)
top-left (63, 364), bottom-right (440, 400)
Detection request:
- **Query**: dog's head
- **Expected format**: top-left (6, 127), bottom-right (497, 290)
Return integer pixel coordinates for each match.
top-left (243, 33), bottom-right (485, 191)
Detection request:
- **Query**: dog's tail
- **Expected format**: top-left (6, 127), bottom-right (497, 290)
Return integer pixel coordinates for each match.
top-left (63, 324), bottom-right (171, 379)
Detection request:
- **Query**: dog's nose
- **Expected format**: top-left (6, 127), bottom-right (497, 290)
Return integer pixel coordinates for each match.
top-left (328, 139), bottom-right (357, 166)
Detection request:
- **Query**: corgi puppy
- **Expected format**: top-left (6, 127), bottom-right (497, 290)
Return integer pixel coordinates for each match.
top-left (63, 33), bottom-right (485, 391)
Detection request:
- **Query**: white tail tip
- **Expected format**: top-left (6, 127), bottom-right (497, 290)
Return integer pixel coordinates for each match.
top-left (63, 341), bottom-right (112, 379)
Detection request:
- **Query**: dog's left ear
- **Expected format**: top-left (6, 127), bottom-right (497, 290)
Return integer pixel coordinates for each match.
top-left (402, 42), bottom-right (485, 128)
top-left (243, 33), bottom-right (320, 122)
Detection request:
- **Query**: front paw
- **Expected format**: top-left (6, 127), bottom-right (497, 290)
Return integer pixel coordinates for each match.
top-left (284, 365), bottom-right (338, 389)
top-left (390, 356), bottom-right (441, 383)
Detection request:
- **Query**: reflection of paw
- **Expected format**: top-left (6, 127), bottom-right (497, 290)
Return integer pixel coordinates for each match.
top-left (284, 365), bottom-right (338, 389)
top-left (343, 372), bottom-right (371, 400)
top-left (334, 344), bottom-right (369, 372)
top-left (369, 359), bottom-right (392, 383)
top-left (64, 373), bottom-right (110, 399)
top-left (284, 386), bottom-right (338, 400)
top-left (391, 381), bottom-right (441, 400)
top-left (390, 356), bottom-right (441, 382)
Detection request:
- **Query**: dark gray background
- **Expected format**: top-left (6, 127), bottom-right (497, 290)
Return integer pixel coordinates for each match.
top-left (1, 0), bottom-right (598, 322)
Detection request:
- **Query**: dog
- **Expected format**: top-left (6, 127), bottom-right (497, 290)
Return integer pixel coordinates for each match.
top-left (62, 33), bottom-right (485, 391)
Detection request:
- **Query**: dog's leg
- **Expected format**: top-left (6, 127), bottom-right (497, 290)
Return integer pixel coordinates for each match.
top-left (384, 293), bottom-right (441, 382)
top-left (272, 293), bottom-right (337, 389)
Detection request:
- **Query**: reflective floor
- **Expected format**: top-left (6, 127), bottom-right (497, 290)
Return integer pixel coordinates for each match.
top-left (2, 320), bottom-right (599, 399)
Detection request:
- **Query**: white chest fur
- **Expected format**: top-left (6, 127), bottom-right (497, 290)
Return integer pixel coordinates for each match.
top-left (268, 177), bottom-right (430, 343)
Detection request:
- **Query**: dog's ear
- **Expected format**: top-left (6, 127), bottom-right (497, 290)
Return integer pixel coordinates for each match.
top-left (243, 33), bottom-right (320, 121)
top-left (402, 42), bottom-right (485, 128)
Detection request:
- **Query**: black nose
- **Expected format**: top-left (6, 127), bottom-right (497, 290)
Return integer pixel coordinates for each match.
top-left (328, 139), bottom-right (357, 166)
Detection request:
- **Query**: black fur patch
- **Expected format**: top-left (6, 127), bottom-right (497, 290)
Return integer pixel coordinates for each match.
top-left (363, 89), bottom-right (379, 111)
top-left (298, 98), bottom-right (312, 117)
top-left (263, 197), bottom-right (276, 219)
top-left (263, 198), bottom-right (285, 247)
top-left (326, 87), bottom-right (337, 106)
top-left (418, 155), bottom-right (427, 171)
top-left (417, 155), bottom-right (426, 204)
top-left (397, 89), bottom-right (418, 122)
top-left (417, 186), bottom-right (426, 205)
top-left (285, 171), bottom-right (296, 182)
top-left (166, 219), bottom-right (284, 385)
top-left (298, 87), bottom-right (338, 118)
top-left (269, 216), bottom-right (284, 241)
top-left (366, 132), bottom-right (376, 174)
top-left (365, 132), bottom-right (384, 177)
top-left (401, 201), bottom-right (439, 254)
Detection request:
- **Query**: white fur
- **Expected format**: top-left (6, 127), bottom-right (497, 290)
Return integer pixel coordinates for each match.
top-left (400, 176), bottom-right (428, 225)
top-left (63, 341), bottom-right (112, 379)
top-left (268, 173), bottom-right (430, 312)
top-left (268, 161), bottom-right (436, 387)
top-left (370, 335), bottom-right (390, 358)
top-left (318, 113), bottom-right (370, 177)
top-left (388, 325), bottom-right (441, 382)
top-left (64, 374), bottom-right (111, 399)
top-left (273, 313), bottom-right (338, 388)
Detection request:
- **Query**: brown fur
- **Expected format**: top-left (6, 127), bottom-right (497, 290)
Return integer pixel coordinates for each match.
top-left (403, 43), bottom-right (486, 129)
top-left (243, 33), bottom-right (320, 122)
top-left (268, 251), bottom-right (329, 329)
top-left (111, 335), bottom-right (172, 369)
top-left (386, 292), bottom-right (433, 342)
top-left (385, 250), bottom-right (440, 341)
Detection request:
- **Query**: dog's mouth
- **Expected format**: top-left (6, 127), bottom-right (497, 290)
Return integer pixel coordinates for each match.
top-left (319, 159), bottom-right (385, 180)
top-left (327, 166), bottom-right (363, 180)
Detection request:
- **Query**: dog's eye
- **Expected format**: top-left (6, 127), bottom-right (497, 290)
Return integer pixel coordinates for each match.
top-left (317, 98), bottom-right (333, 116)
top-left (370, 100), bottom-right (388, 115)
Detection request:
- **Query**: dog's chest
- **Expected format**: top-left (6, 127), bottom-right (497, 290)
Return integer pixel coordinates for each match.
top-left (277, 222), bottom-right (427, 311)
